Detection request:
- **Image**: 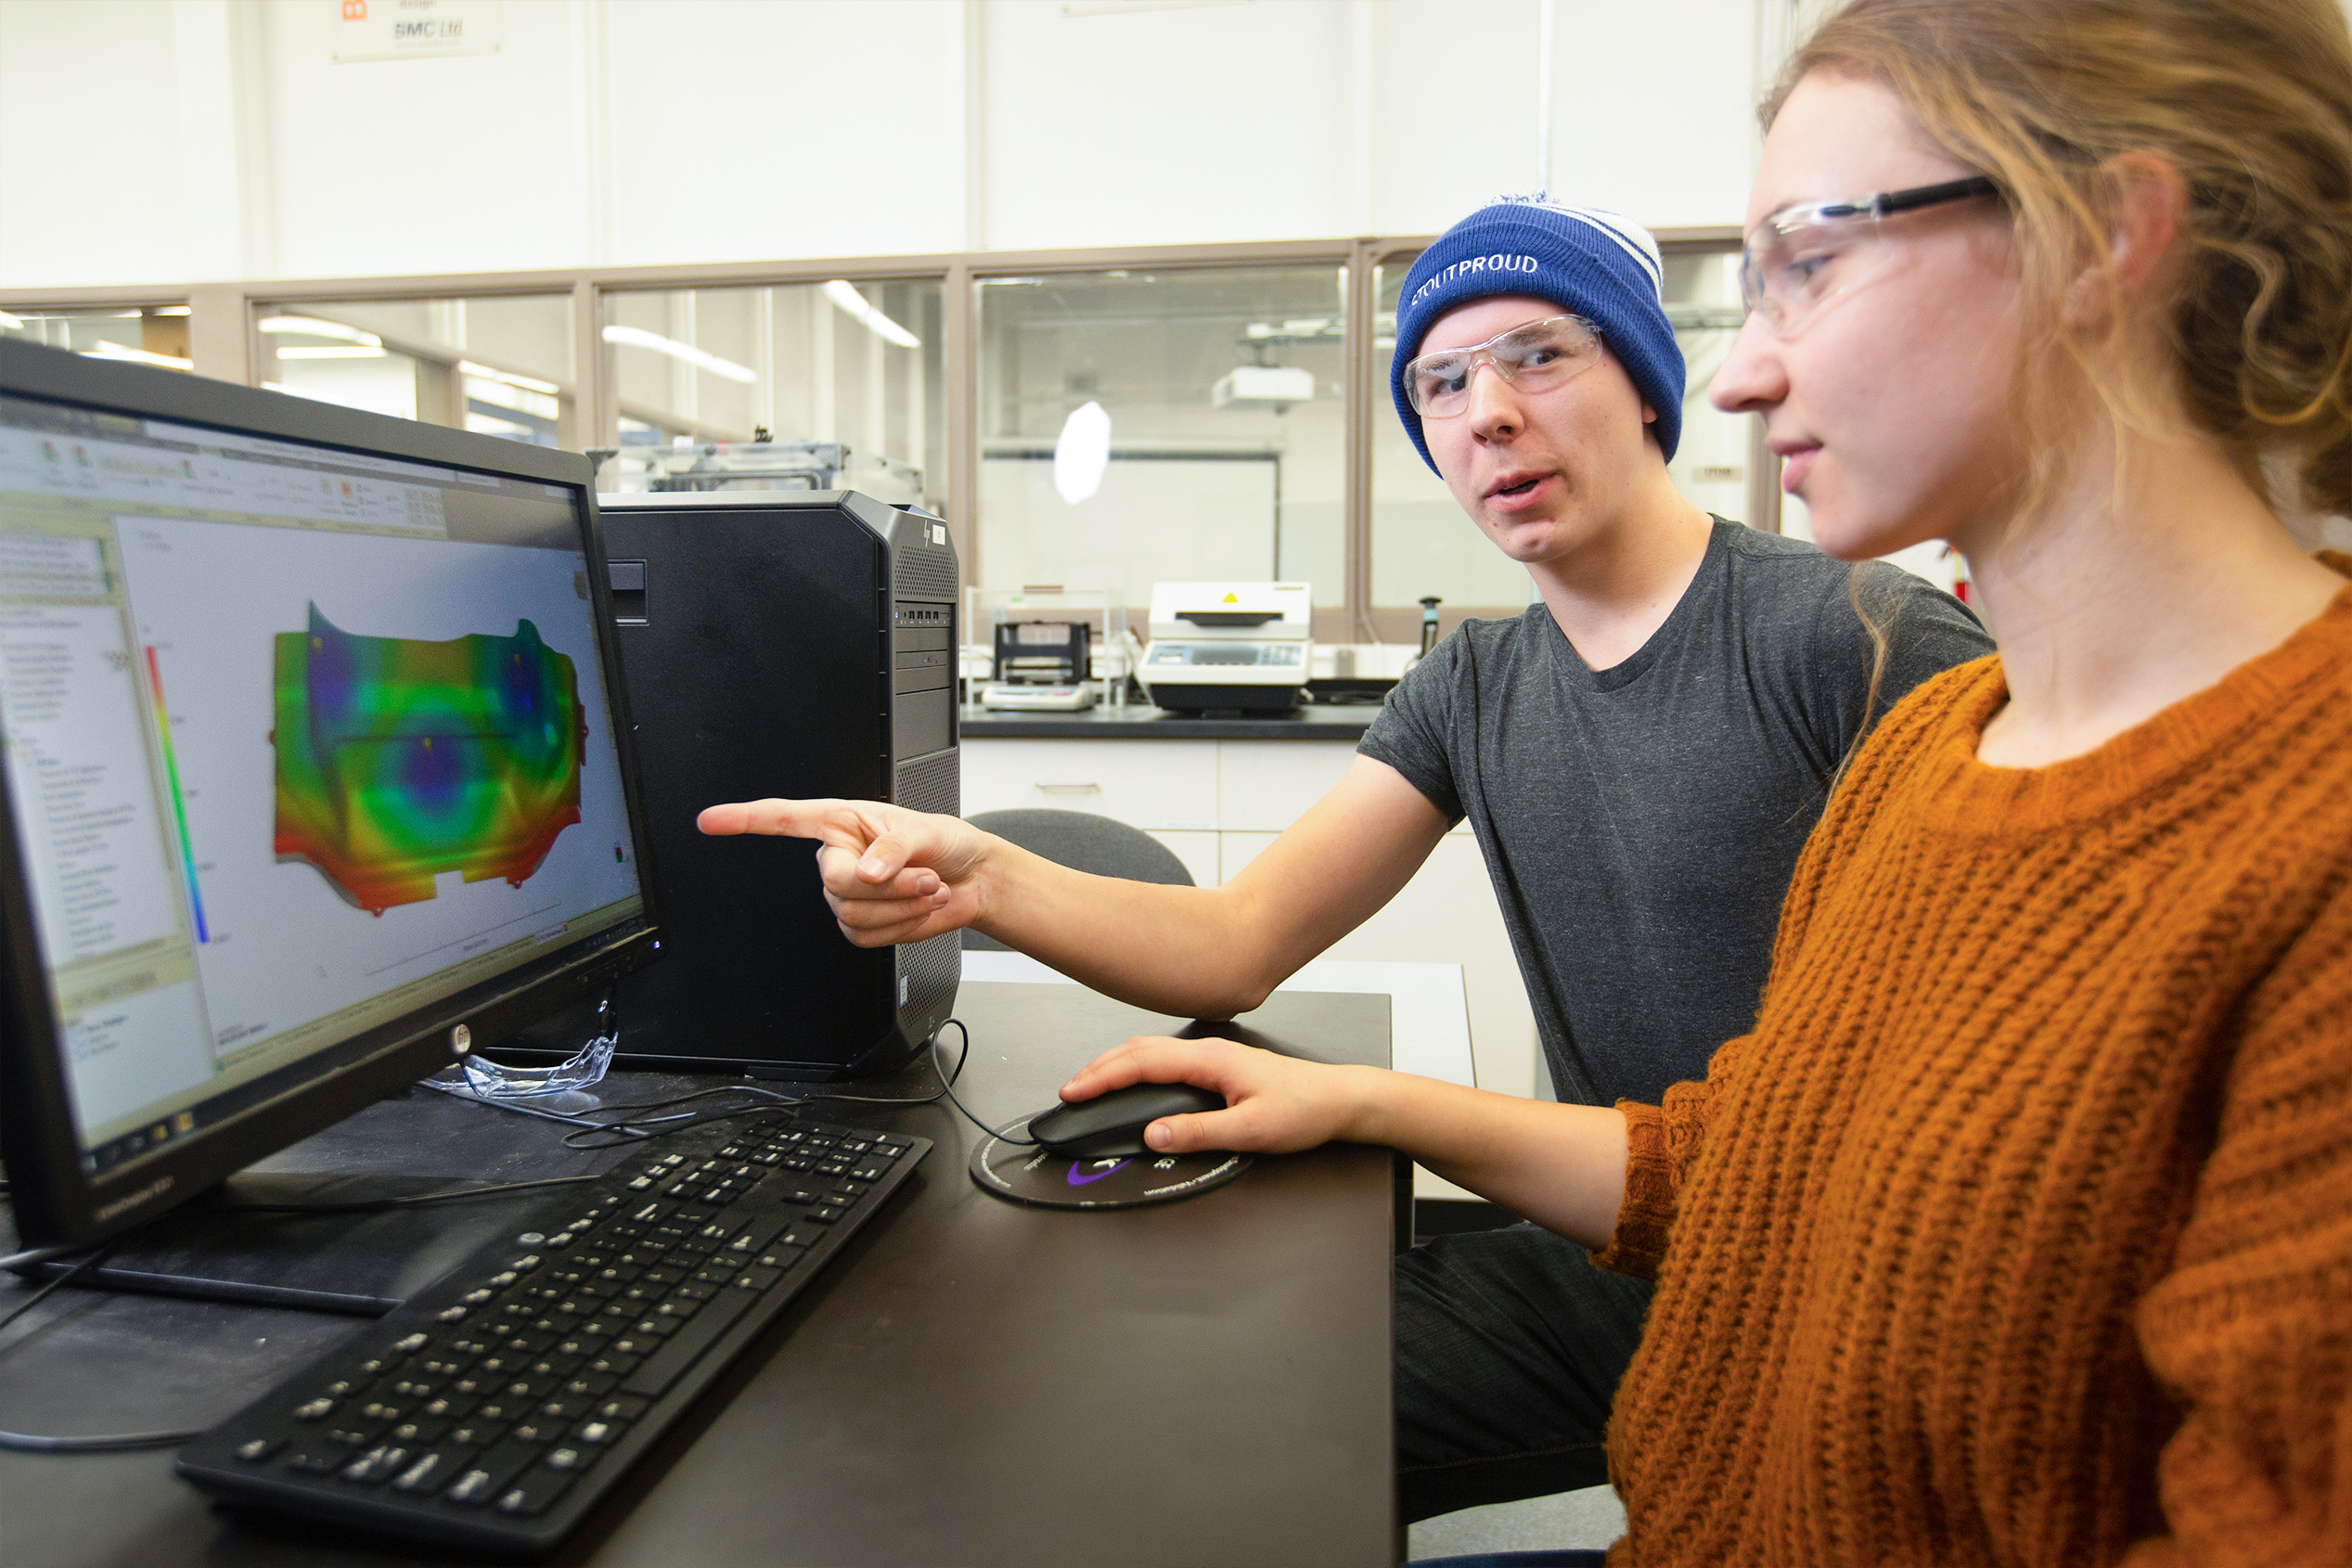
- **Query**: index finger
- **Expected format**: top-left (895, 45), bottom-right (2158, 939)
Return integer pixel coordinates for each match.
top-left (698, 797), bottom-right (863, 842)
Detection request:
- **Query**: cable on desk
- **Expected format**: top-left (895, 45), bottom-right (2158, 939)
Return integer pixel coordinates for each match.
top-left (0, 1243), bottom-right (204, 1453)
top-left (513, 1019), bottom-right (1040, 1150)
top-left (212, 1172), bottom-right (606, 1216)
top-left (0, 1176), bottom-right (604, 1455)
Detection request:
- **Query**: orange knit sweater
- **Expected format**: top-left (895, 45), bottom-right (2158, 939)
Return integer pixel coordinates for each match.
top-left (1596, 576), bottom-right (2352, 1567)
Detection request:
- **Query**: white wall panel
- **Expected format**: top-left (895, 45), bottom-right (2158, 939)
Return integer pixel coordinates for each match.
top-left (979, 0), bottom-right (1355, 252)
top-left (0, 1), bottom-right (194, 287)
top-left (598, 0), bottom-right (964, 267)
top-left (253, 0), bottom-right (589, 278)
top-left (1548, 1), bottom-right (1763, 229)
top-left (0, 0), bottom-right (1781, 289)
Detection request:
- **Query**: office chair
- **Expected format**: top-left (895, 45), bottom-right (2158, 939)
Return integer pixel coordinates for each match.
top-left (962, 809), bottom-right (1194, 950)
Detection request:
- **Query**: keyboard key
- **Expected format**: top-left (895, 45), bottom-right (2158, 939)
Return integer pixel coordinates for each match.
top-left (233, 1435), bottom-right (283, 1462)
top-left (495, 1469), bottom-right (575, 1516)
top-left (443, 1438), bottom-right (542, 1504)
top-left (282, 1443), bottom-right (354, 1475)
top-left (391, 1448), bottom-right (469, 1493)
top-left (340, 1444), bottom-right (411, 1484)
top-left (447, 1420), bottom-right (508, 1448)
top-left (619, 1290), bottom-right (754, 1398)
top-left (596, 1395), bottom-right (649, 1422)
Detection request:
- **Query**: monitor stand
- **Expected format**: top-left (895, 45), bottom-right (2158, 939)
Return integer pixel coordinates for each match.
top-left (14, 1169), bottom-right (582, 1317)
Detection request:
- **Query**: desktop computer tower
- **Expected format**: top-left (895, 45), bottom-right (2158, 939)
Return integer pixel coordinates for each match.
top-left (549, 490), bottom-right (959, 1079)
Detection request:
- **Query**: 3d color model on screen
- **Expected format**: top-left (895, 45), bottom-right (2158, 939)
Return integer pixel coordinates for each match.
top-left (272, 604), bottom-right (585, 915)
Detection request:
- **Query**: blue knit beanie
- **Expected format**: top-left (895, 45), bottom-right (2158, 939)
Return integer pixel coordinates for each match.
top-left (1392, 196), bottom-right (1684, 471)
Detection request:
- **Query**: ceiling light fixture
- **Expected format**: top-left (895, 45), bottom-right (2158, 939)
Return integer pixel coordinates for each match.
top-left (276, 345), bottom-right (388, 360)
top-left (460, 360), bottom-right (559, 395)
top-left (599, 325), bottom-right (758, 384)
top-left (823, 280), bottom-right (921, 350)
top-left (0, 310), bottom-right (21, 330)
top-left (257, 315), bottom-right (383, 347)
top-left (84, 341), bottom-right (194, 370)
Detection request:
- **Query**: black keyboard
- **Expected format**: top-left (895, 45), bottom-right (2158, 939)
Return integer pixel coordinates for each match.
top-left (176, 1113), bottom-right (930, 1555)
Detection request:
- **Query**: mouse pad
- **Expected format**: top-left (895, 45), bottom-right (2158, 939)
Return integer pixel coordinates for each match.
top-left (970, 1130), bottom-right (1252, 1210)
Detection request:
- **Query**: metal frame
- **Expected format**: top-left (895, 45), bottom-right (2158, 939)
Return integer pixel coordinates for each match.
top-left (2, 226), bottom-right (1750, 642)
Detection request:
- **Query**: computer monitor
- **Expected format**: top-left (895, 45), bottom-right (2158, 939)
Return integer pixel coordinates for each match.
top-left (0, 338), bottom-right (660, 1251)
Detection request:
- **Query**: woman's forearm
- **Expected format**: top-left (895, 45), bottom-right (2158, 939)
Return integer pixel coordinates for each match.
top-left (1344, 1069), bottom-right (1629, 1248)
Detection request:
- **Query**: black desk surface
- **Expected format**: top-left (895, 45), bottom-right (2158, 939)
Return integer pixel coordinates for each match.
top-left (0, 982), bottom-right (1396, 1567)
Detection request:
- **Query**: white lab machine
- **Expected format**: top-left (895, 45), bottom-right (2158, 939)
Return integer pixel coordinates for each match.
top-left (1141, 581), bottom-right (1314, 713)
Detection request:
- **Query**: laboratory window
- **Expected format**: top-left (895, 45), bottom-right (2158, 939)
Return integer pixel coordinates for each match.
top-left (598, 280), bottom-right (943, 515)
top-left (973, 265), bottom-right (1346, 615)
top-left (1, 305), bottom-right (193, 373)
top-left (252, 293), bottom-right (576, 448)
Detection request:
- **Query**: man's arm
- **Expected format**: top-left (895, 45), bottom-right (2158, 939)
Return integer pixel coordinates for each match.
top-left (697, 754), bottom-right (1451, 1021)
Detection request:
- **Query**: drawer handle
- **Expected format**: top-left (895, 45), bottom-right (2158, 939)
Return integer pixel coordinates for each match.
top-left (1035, 781), bottom-right (1101, 793)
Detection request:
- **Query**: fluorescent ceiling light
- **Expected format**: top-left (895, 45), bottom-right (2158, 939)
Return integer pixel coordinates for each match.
top-left (823, 280), bottom-right (921, 350)
top-left (263, 380), bottom-right (349, 404)
top-left (276, 344), bottom-right (387, 359)
top-left (0, 310), bottom-right (20, 329)
top-left (152, 305), bottom-right (191, 316)
top-left (257, 315), bottom-right (382, 347)
top-left (599, 325), bottom-right (758, 384)
top-left (461, 360), bottom-right (559, 395)
top-left (84, 341), bottom-right (193, 370)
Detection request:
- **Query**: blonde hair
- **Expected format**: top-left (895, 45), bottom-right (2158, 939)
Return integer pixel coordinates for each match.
top-left (1772, 0), bottom-right (2352, 521)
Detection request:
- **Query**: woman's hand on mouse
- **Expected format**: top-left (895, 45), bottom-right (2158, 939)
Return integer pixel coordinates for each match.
top-left (1060, 1035), bottom-right (1373, 1155)
top-left (697, 797), bottom-right (988, 945)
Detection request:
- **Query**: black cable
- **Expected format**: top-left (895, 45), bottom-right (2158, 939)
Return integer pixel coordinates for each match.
top-left (534, 1017), bottom-right (1038, 1150)
top-left (213, 1172), bottom-right (605, 1215)
top-left (911, 1020), bottom-right (1038, 1147)
top-left (0, 1242), bottom-right (202, 1452)
top-left (0, 1174), bottom-right (602, 1454)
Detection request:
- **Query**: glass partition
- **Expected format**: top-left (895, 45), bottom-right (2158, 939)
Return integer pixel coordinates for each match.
top-left (1368, 246), bottom-right (1765, 611)
top-left (253, 293), bottom-right (576, 447)
top-left (0, 305), bottom-right (192, 373)
top-left (599, 280), bottom-right (943, 513)
top-left (974, 265), bottom-right (1346, 610)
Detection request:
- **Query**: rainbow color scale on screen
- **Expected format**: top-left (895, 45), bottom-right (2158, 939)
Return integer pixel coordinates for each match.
top-left (272, 604), bottom-right (585, 915)
top-left (143, 646), bottom-right (210, 943)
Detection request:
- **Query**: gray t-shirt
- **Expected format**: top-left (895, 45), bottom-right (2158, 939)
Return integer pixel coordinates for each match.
top-left (1358, 519), bottom-right (1992, 1108)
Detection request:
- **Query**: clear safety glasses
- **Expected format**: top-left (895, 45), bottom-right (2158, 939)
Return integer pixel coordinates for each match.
top-left (1740, 174), bottom-right (2002, 338)
top-left (1402, 315), bottom-right (1606, 418)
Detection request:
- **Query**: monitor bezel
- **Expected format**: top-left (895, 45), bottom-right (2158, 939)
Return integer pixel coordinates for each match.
top-left (0, 337), bottom-right (663, 1247)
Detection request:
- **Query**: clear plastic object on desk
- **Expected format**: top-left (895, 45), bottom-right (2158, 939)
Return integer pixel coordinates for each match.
top-left (461, 992), bottom-right (620, 1099)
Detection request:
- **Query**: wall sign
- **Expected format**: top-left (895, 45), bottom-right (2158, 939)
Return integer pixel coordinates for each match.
top-left (333, 0), bottom-right (502, 62)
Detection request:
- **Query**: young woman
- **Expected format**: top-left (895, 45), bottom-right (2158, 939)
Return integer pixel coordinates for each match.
top-left (1044, 0), bottom-right (2352, 1562)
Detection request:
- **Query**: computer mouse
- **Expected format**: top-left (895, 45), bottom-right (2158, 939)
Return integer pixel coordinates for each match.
top-left (1025, 1082), bottom-right (1228, 1159)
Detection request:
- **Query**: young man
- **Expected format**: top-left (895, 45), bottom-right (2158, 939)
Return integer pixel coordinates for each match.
top-left (700, 198), bottom-right (1990, 1520)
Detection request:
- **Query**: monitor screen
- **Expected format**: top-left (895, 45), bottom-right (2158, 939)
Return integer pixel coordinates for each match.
top-left (0, 361), bottom-right (649, 1222)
